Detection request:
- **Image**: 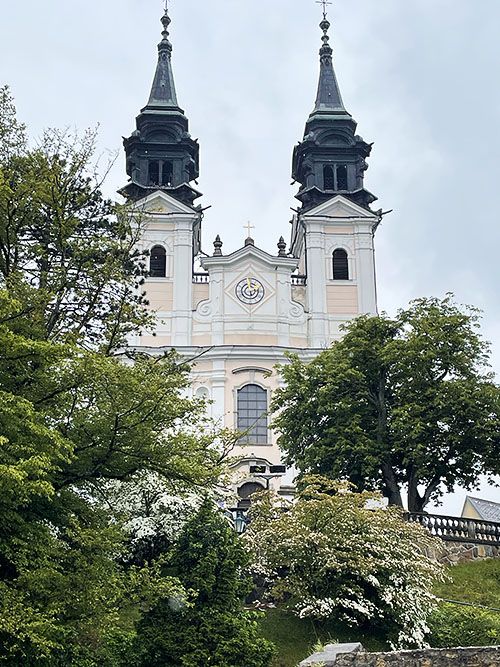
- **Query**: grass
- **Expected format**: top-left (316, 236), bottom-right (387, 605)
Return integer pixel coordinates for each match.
top-left (434, 558), bottom-right (500, 609)
top-left (257, 608), bottom-right (387, 667)
top-left (259, 559), bottom-right (500, 667)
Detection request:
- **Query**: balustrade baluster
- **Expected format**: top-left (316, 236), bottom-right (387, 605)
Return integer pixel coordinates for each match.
top-left (405, 512), bottom-right (500, 547)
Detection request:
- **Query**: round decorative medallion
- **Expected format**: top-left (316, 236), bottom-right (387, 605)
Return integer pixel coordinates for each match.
top-left (235, 278), bottom-right (265, 305)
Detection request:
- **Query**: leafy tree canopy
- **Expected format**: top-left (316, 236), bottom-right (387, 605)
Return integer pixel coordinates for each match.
top-left (245, 476), bottom-right (445, 649)
top-left (130, 498), bottom-right (275, 667)
top-left (272, 296), bottom-right (500, 512)
top-left (0, 88), bottom-right (226, 664)
top-left (0, 86), bottom-right (151, 352)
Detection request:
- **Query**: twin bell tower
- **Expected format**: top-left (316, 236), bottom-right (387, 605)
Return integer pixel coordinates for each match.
top-left (121, 3), bottom-right (381, 504)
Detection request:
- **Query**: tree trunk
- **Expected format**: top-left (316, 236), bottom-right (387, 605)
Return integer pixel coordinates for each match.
top-left (377, 372), bottom-right (403, 508)
top-left (381, 462), bottom-right (403, 507)
top-left (407, 474), bottom-right (424, 513)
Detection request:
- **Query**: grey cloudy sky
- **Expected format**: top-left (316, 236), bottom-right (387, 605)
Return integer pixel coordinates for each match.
top-left (2, 0), bottom-right (500, 512)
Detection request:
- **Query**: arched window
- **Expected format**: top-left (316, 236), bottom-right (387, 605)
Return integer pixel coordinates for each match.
top-left (148, 161), bottom-right (160, 186)
top-left (323, 165), bottom-right (335, 190)
top-left (333, 248), bottom-right (349, 280)
top-left (336, 164), bottom-right (348, 190)
top-left (237, 482), bottom-right (265, 509)
top-left (150, 245), bottom-right (166, 278)
top-left (161, 161), bottom-right (173, 187)
top-left (237, 384), bottom-right (268, 445)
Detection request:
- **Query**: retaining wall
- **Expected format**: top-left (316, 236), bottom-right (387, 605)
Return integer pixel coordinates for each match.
top-left (335, 646), bottom-right (500, 666)
top-left (426, 541), bottom-right (500, 565)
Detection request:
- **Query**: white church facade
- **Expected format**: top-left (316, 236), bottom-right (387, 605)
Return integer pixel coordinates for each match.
top-left (121, 6), bottom-right (381, 503)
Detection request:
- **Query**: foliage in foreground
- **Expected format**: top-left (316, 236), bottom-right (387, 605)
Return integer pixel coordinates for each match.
top-left (429, 603), bottom-right (500, 648)
top-left (273, 296), bottom-right (500, 512)
top-left (130, 499), bottom-right (275, 667)
top-left (245, 477), bottom-right (445, 649)
top-left (0, 87), bottom-right (225, 664)
top-left (429, 558), bottom-right (500, 649)
top-left (260, 560), bottom-right (500, 665)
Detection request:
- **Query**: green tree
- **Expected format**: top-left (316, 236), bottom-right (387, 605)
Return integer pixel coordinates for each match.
top-left (0, 90), bottom-right (225, 664)
top-left (273, 296), bottom-right (500, 512)
top-left (0, 85), bottom-right (26, 160)
top-left (130, 498), bottom-right (275, 667)
top-left (0, 291), bottom-right (221, 664)
top-left (245, 477), bottom-right (445, 649)
top-left (0, 87), bottom-right (150, 351)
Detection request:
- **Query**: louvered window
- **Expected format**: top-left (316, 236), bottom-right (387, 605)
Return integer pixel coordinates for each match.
top-left (237, 384), bottom-right (268, 445)
top-left (150, 245), bottom-right (166, 278)
top-left (333, 248), bottom-right (349, 280)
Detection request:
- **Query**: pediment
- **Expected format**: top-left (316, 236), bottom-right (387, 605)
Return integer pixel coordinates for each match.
top-left (304, 195), bottom-right (378, 220)
top-left (129, 190), bottom-right (196, 216)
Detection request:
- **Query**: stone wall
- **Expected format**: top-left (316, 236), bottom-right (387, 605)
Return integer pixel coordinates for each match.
top-left (426, 541), bottom-right (500, 565)
top-left (335, 646), bottom-right (500, 666)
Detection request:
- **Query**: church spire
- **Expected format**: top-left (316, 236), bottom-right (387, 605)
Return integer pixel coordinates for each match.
top-left (312, 15), bottom-right (348, 115)
top-left (146, 2), bottom-right (179, 109)
top-left (291, 4), bottom-right (377, 212)
top-left (120, 3), bottom-right (201, 206)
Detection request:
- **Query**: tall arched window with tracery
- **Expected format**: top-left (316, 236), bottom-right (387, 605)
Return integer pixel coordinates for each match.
top-left (237, 384), bottom-right (268, 445)
top-left (149, 245), bottom-right (167, 278)
top-left (333, 248), bottom-right (349, 280)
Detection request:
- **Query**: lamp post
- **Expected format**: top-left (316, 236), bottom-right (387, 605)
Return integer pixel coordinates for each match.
top-left (234, 511), bottom-right (249, 535)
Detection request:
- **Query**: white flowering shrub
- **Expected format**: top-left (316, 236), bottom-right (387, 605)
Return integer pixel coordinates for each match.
top-left (97, 472), bottom-right (202, 564)
top-left (245, 476), bottom-right (445, 649)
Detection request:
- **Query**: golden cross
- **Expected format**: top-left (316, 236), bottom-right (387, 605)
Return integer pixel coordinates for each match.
top-left (316, 0), bottom-right (332, 18)
top-left (244, 222), bottom-right (255, 238)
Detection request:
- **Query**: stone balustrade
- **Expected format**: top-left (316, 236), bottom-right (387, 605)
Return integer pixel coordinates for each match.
top-left (192, 272), bottom-right (210, 284)
top-left (408, 512), bottom-right (500, 547)
top-left (291, 275), bottom-right (307, 286)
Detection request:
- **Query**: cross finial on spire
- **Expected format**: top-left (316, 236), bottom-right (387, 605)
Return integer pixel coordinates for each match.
top-left (316, 0), bottom-right (332, 19)
top-left (244, 221), bottom-right (255, 238)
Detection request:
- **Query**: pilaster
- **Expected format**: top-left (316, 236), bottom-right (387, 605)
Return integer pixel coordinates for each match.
top-left (172, 217), bottom-right (195, 346)
top-left (354, 222), bottom-right (377, 315)
top-left (211, 361), bottom-right (226, 425)
top-left (304, 222), bottom-right (329, 348)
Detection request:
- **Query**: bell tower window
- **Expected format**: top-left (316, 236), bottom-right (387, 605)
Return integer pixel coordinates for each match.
top-left (323, 164), bottom-right (349, 191)
top-left (333, 248), bottom-right (349, 280)
top-left (161, 161), bottom-right (173, 187)
top-left (323, 165), bottom-right (335, 190)
top-left (148, 161), bottom-right (160, 186)
top-left (150, 245), bottom-right (167, 278)
top-left (237, 384), bottom-right (268, 445)
top-left (337, 164), bottom-right (348, 190)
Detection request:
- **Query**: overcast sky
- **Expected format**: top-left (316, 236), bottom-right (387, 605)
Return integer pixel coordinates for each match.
top-left (2, 0), bottom-right (499, 513)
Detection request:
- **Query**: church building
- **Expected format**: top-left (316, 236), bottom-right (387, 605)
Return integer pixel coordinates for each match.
top-left (121, 5), bottom-right (381, 504)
